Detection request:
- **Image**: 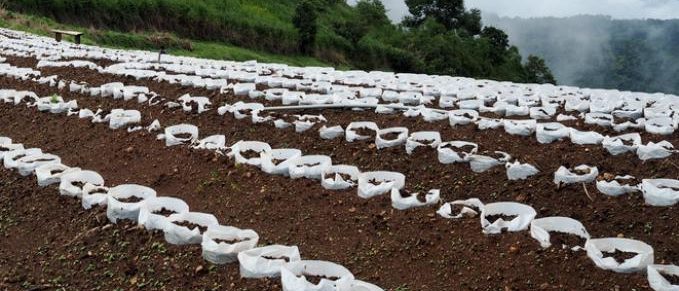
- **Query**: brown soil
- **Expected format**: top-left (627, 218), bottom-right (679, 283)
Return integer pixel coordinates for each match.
top-left (549, 232), bottom-right (587, 248)
top-left (172, 221), bottom-right (208, 234)
top-left (0, 54), bottom-right (676, 290)
top-left (303, 274), bottom-right (340, 285)
top-left (213, 238), bottom-right (250, 244)
top-left (262, 256), bottom-right (291, 263)
top-left (485, 215), bottom-right (519, 224)
top-left (240, 150), bottom-right (262, 160)
top-left (603, 250), bottom-right (639, 264)
top-left (116, 196), bottom-right (144, 203)
top-left (663, 273), bottom-right (679, 285)
top-left (379, 131), bottom-right (402, 140)
top-left (353, 127), bottom-right (376, 137)
top-left (152, 208), bottom-right (176, 217)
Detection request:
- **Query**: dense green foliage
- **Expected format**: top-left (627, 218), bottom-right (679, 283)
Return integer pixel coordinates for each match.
top-left (486, 14), bottom-right (679, 94)
top-left (6, 0), bottom-right (554, 84)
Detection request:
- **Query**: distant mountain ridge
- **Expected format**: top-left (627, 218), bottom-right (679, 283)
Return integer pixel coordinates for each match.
top-left (484, 14), bottom-right (679, 94)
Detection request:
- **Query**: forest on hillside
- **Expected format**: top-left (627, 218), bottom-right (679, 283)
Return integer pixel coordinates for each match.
top-left (4, 0), bottom-right (554, 84)
top-left (485, 14), bottom-right (679, 94)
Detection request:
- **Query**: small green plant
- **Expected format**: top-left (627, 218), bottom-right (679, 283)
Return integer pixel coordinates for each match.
top-left (50, 94), bottom-right (60, 103)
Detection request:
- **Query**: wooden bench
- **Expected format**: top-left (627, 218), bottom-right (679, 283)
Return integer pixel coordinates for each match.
top-left (51, 29), bottom-right (84, 44)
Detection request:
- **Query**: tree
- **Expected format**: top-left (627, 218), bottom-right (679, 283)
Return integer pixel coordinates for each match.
top-left (403, 0), bottom-right (481, 35)
top-left (293, 0), bottom-right (318, 54)
top-left (524, 55), bottom-right (556, 84)
top-left (356, 0), bottom-right (389, 27)
top-left (481, 26), bottom-right (509, 64)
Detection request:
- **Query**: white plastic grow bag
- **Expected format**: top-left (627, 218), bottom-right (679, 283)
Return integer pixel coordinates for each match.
top-left (505, 161), bottom-right (539, 181)
top-left (585, 113), bottom-right (613, 127)
top-left (647, 264), bottom-right (679, 291)
top-left (4, 148), bottom-right (42, 169)
top-left (603, 133), bottom-right (642, 155)
top-left (347, 280), bottom-right (384, 291)
top-left (231, 141), bottom-right (272, 166)
top-left (437, 198), bottom-right (485, 219)
top-left (108, 109), bottom-right (141, 130)
top-left (164, 212), bottom-right (219, 245)
top-left (553, 165), bottom-right (599, 185)
top-left (107, 184), bottom-right (157, 223)
top-left (477, 118), bottom-right (504, 130)
top-left (81, 183), bottom-right (110, 210)
top-left (641, 179), bottom-right (679, 207)
top-left (503, 119), bottom-right (537, 136)
top-left (192, 135), bottom-right (226, 150)
top-left (585, 238), bottom-right (654, 273)
top-left (596, 175), bottom-right (639, 197)
top-left (405, 131), bottom-right (441, 155)
top-left (375, 127), bottom-right (408, 149)
top-left (569, 129), bottom-right (604, 145)
top-left (481, 202), bottom-right (537, 234)
top-left (357, 171), bottom-right (406, 199)
top-left (137, 196), bottom-right (190, 230)
top-left (646, 117), bottom-right (675, 135)
top-left (637, 141), bottom-right (675, 161)
top-left (536, 122), bottom-right (570, 144)
top-left (469, 152), bottom-right (511, 173)
top-left (346, 122), bottom-right (379, 142)
top-left (59, 170), bottom-right (104, 198)
top-left (319, 125), bottom-right (344, 140)
top-left (16, 153), bottom-right (61, 176)
top-left (280, 260), bottom-right (354, 291)
top-left (288, 155), bottom-right (332, 180)
top-left (530, 216), bottom-right (590, 249)
top-left (449, 110), bottom-right (479, 126)
top-left (437, 141), bottom-right (478, 164)
top-left (35, 163), bottom-right (81, 187)
top-left (321, 165), bottom-right (360, 190)
top-left (261, 148), bottom-right (303, 176)
top-left (238, 245), bottom-right (302, 278)
top-left (390, 188), bottom-right (440, 210)
top-left (164, 124), bottom-right (199, 146)
top-left (202, 225), bottom-right (259, 264)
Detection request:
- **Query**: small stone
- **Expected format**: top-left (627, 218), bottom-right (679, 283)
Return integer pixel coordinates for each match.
top-left (348, 207), bottom-right (356, 213)
top-left (124, 146), bottom-right (134, 153)
top-left (195, 265), bottom-right (205, 274)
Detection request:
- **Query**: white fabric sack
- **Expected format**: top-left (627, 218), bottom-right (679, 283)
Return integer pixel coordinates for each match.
top-left (437, 198), bottom-right (484, 219)
top-left (319, 125), bottom-right (344, 140)
top-left (641, 179), bottom-right (679, 207)
top-left (192, 135), bottom-right (226, 150)
top-left (506, 161), bottom-right (539, 180)
top-left (164, 124), bottom-right (199, 146)
top-left (529, 107), bottom-right (556, 120)
top-left (603, 133), bottom-right (642, 155)
top-left (238, 245), bottom-right (302, 278)
top-left (261, 148), bottom-right (302, 176)
top-left (646, 117), bottom-right (675, 135)
top-left (164, 212), bottom-right (219, 245)
top-left (569, 129), bottom-right (604, 145)
top-left (477, 118), bottom-right (504, 130)
top-left (554, 165), bottom-right (599, 185)
top-left (280, 260), bottom-right (354, 291)
top-left (421, 108), bottom-right (449, 122)
top-left (35, 163), bottom-right (81, 187)
top-left (390, 188), bottom-right (440, 210)
top-left (585, 238), bottom-right (654, 273)
top-left (647, 264), bottom-right (679, 291)
top-left (357, 171), bottom-right (406, 199)
top-left (481, 202), bottom-right (537, 234)
top-left (4, 148), bottom-right (42, 169)
top-left (107, 184), bottom-right (157, 223)
top-left (321, 165), bottom-right (360, 190)
top-left (288, 155), bottom-right (332, 180)
top-left (596, 175), bottom-right (639, 197)
top-left (138, 196), bottom-right (190, 230)
top-left (346, 122), bottom-right (378, 142)
top-left (637, 141), bottom-right (675, 161)
top-left (449, 110), bottom-right (479, 126)
top-left (16, 153), bottom-right (61, 176)
top-left (0, 143), bottom-right (24, 162)
top-left (59, 170), bottom-right (104, 198)
top-left (504, 120), bottom-right (537, 136)
top-left (405, 131), bottom-right (441, 155)
top-left (536, 123), bottom-right (570, 144)
top-left (202, 225), bottom-right (259, 264)
top-left (530, 216), bottom-right (590, 249)
top-left (231, 141), bottom-right (272, 166)
top-left (78, 182), bottom-right (109, 209)
top-left (585, 113), bottom-right (613, 127)
top-left (347, 280), bottom-right (384, 291)
top-left (437, 141), bottom-right (478, 164)
top-left (375, 127), bottom-right (408, 149)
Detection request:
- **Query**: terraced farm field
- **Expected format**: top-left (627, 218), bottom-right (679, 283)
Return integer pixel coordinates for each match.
top-left (0, 28), bottom-right (678, 290)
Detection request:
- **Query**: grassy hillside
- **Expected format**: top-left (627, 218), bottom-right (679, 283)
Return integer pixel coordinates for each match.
top-left (3, 0), bottom-right (555, 84)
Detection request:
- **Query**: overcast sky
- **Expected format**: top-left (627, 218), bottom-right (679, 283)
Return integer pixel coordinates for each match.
top-left (373, 0), bottom-right (679, 21)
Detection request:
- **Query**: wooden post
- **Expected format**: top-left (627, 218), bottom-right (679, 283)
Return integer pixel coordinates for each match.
top-left (55, 32), bottom-right (62, 42)
top-left (75, 34), bottom-right (81, 45)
